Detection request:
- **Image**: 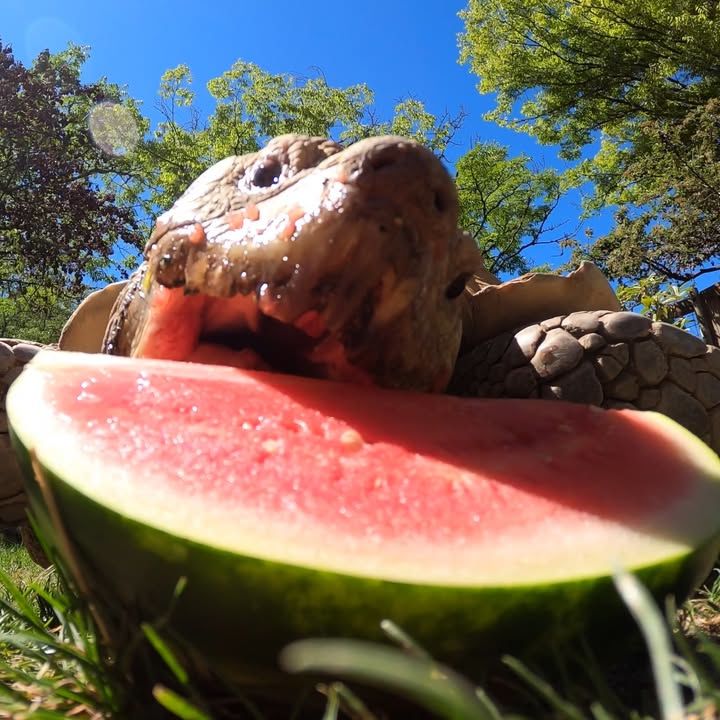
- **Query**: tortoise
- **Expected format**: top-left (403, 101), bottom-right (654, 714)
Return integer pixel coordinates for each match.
top-left (3, 134), bottom-right (720, 562)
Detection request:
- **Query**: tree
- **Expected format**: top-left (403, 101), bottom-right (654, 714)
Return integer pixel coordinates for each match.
top-left (0, 41), bottom-right (143, 332)
top-left (458, 0), bottom-right (720, 284)
top-left (459, 0), bottom-right (720, 156)
top-left (455, 142), bottom-right (568, 275)
top-left (0, 284), bottom-right (75, 344)
top-left (579, 98), bottom-right (720, 282)
top-left (614, 273), bottom-right (690, 326)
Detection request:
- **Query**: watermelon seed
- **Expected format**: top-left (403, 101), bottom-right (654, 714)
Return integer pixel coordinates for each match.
top-left (293, 419), bottom-right (309, 433)
top-left (261, 439), bottom-right (282, 454)
top-left (340, 429), bottom-right (364, 451)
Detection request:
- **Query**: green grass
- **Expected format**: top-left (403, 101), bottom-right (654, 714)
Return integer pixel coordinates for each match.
top-left (683, 570), bottom-right (720, 639)
top-left (0, 540), bottom-right (126, 719)
top-left (3, 539), bottom-right (720, 720)
top-left (0, 535), bottom-right (44, 589)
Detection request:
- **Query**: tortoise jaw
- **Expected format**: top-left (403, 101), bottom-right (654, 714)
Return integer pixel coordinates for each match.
top-left (130, 286), bottom-right (372, 383)
top-left (195, 307), bottom-right (322, 377)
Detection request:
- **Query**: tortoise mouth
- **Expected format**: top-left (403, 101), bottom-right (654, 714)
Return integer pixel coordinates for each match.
top-left (195, 314), bottom-right (320, 376)
top-left (132, 288), bottom-right (372, 385)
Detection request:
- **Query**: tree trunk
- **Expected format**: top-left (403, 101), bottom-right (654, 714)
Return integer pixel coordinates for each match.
top-left (669, 284), bottom-right (720, 346)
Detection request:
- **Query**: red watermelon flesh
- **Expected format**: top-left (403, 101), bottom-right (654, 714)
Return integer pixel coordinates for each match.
top-left (9, 350), bottom-right (720, 587)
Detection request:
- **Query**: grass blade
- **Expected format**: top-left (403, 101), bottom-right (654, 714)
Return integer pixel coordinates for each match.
top-left (317, 682), bottom-right (378, 720)
top-left (141, 622), bottom-right (189, 686)
top-left (0, 565), bottom-right (46, 631)
top-left (613, 569), bottom-right (684, 720)
top-left (281, 637), bottom-right (494, 720)
top-left (380, 619), bottom-right (431, 659)
top-left (319, 683), bottom-right (341, 720)
top-left (502, 656), bottom-right (586, 720)
top-left (152, 684), bottom-right (212, 720)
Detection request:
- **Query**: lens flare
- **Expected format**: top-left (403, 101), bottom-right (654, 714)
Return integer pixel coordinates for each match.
top-left (88, 102), bottom-right (140, 156)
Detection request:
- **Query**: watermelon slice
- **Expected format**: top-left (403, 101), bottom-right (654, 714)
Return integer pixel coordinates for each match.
top-left (7, 350), bottom-right (720, 680)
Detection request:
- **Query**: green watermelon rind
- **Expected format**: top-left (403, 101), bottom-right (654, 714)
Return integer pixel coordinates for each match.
top-left (11, 428), bottom-right (720, 682)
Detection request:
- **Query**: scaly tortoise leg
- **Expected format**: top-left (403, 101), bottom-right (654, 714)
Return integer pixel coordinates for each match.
top-left (449, 310), bottom-right (720, 454)
top-left (1, 339), bottom-right (52, 567)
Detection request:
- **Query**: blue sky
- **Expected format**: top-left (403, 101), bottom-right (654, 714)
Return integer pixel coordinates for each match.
top-left (1, 0), bottom-right (603, 273)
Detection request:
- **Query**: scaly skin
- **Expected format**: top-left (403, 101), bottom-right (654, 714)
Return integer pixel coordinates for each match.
top-left (104, 134), bottom-right (481, 392)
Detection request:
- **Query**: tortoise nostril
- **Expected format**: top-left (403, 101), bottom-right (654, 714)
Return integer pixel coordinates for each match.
top-left (434, 188), bottom-right (450, 214)
top-left (368, 146), bottom-right (402, 172)
top-left (445, 273), bottom-right (470, 300)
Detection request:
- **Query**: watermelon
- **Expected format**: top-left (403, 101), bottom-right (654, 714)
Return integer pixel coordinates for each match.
top-left (7, 349), bottom-right (720, 682)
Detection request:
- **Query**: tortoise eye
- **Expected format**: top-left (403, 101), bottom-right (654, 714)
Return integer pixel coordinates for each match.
top-left (251, 157), bottom-right (282, 188)
top-left (445, 273), bottom-right (470, 300)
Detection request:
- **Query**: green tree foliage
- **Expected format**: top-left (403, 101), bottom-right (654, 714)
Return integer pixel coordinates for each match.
top-left (0, 42), bottom-right (143, 326)
top-left (582, 99), bottom-right (720, 282)
top-left (458, 0), bottom-right (720, 283)
top-left (615, 274), bottom-right (690, 326)
top-left (458, 0), bottom-right (720, 156)
top-left (116, 61), bottom-right (466, 237)
top-left (0, 288), bottom-right (75, 344)
top-left (455, 142), bottom-right (567, 275)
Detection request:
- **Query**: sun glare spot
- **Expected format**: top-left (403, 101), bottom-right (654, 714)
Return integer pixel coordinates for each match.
top-left (88, 102), bottom-right (140, 156)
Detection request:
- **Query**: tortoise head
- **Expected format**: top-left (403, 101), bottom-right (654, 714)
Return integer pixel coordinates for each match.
top-left (94, 135), bottom-right (482, 392)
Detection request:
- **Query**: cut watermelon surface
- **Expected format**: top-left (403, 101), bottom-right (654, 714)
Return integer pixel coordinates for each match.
top-left (8, 350), bottom-right (720, 677)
